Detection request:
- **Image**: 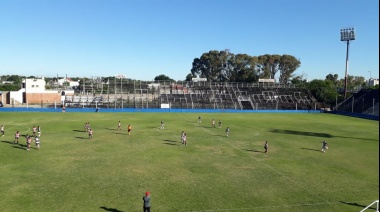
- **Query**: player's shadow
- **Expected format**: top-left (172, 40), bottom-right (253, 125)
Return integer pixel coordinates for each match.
top-left (1, 140), bottom-right (15, 145)
top-left (244, 149), bottom-right (264, 153)
top-left (106, 128), bottom-right (117, 131)
top-left (99, 206), bottom-right (123, 212)
top-left (300, 147), bottom-right (320, 152)
top-left (163, 140), bottom-right (178, 146)
top-left (75, 136), bottom-right (89, 139)
top-left (269, 129), bottom-right (332, 138)
top-left (115, 132), bottom-right (128, 135)
top-left (72, 130), bottom-right (84, 132)
top-left (339, 201), bottom-right (376, 210)
top-left (270, 128), bottom-right (377, 141)
top-left (163, 143), bottom-right (177, 146)
top-left (1, 140), bottom-right (27, 150)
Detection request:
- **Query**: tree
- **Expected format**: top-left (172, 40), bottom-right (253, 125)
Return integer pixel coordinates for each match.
top-left (278, 55), bottom-right (301, 84)
top-left (307, 79), bottom-right (339, 107)
top-left (5, 75), bottom-right (22, 85)
top-left (185, 74), bottom-right (193, 81)
top-left (229, 54), bottom-right (258, 82)
top-left (290, 72), bottom-right (308, 86)
top-left (154, 74), bottom-right (174, 81)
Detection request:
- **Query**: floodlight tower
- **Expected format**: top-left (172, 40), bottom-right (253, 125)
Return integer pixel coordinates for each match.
top-left (340, 27), bottom-right (355, 99)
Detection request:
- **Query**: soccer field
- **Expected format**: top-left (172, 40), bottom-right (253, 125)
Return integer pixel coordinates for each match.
top-left (0, 112), bottom-right (378, 212)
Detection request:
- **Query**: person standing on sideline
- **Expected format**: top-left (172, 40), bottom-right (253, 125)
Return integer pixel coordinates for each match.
top-left (117, 121), bottom-right (121, 130)
top-left (198, 116), bottom-right (202, 123)
top-left (225, 127), bottom-right (230, 137)
top-left (212, 119), bottom-right (215, 128)
top-left (127, 124), bottom-right (132, 135)
top-left (142, 191), bottom-right (151, 212)
top-left (1, 124), bottom-right (4, 136)
top-left (264, 141), bottom-right (268, 153)
top-left (321, 140), bottom-right (328, 153)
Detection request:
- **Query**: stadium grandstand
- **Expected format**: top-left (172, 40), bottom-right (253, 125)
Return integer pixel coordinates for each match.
top-left (63, 79), bottom-right (320, 111)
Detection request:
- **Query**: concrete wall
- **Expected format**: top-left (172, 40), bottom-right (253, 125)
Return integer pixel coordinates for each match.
top-left (26, 92), bottom-right (62, 104)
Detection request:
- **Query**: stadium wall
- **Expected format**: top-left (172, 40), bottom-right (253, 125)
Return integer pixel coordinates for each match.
top-left (329, 111), bottom-right (379, 121)
top-left (0, 107), bottom-right (321, 113)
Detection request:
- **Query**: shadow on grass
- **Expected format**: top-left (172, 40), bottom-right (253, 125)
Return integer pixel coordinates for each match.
top-left (106, 128), bottom-right (117, 131)
top-left (163, 139), bottom-right (177, 143)
top-left (100, 206), bottom-right (123, 212)
top-left (339, 201), bottom-right (376, 210)
top-left (244, 149), bottom-right (263, 153)
top-left (75, 136), bottom-right (89, 139)
top-left (1, 140), bottom-right (27, 150)
top-left (115, 132), bottom-right (128, 135)
top-left (72, 130), bottom-right (84, 132)
top-left (300, 147), bottom-right (320, 152)
top-left (1, 140), bottom-right (15, 145)
top-left (269, 129), bottom-right (378, 141)
top-left (163, 143), bottom-right (177, 146)
top-left (12, 145), bottom-right (26, 150)
top-left (269, 129), bottom-right (332, 138)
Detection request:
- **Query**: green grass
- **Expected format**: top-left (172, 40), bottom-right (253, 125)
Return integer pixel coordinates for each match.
top-left (0, 112), bottom-right (378, 212)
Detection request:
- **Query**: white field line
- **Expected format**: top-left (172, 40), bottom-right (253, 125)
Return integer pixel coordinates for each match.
top-left (177, 114), bottom-right (331, 204)
top-left (185, 199), bottom-right (376, 212)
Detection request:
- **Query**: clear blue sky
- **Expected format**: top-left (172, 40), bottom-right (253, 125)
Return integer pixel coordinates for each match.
top-left (0, 0), bottom-right (378, 81)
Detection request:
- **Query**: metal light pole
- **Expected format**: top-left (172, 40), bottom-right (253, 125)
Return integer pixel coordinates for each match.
top-left (340, 27), bottom-right (355, 99)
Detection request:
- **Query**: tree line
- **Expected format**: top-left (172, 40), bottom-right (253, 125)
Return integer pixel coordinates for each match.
top-left (188, 50), bottom-right (300, 84)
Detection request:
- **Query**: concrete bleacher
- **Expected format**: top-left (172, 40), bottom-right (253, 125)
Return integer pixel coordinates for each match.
top-left (336, 89), bottom-right (379, 116)
top-left (161, 83), bottom-right (319, 110)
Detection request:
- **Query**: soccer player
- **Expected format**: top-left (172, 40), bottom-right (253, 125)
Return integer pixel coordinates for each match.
top-left (35, 137), bottom-right (40, 150)
top-left (321, 140), bottom-right (328, 153)
top-left (142, 191), bottom-right (151, 212)
top-left (1, 124), bottom-right (4, 136)
top-left (160, 120), bottom-right (164, 129)
top-left (88, 129), bottom-right (93, 140)
top-left (84, 122), bottom-right (88, 132)
top-left (127, 124), bottom-right (132, 135)
top-left (181, 131), bottom-right (185, 145)
top-left (183, 133), bottom-right (187, 146)
top-left (198, 116), bottom-right (202, 123)
top-left (14, 131), bottom-right (20, 144)
top-left (212, 119), bottom-right (215, 128)
top-left (37, 126), bottom-right (41, 137)
top-left (225, 127), bottom-right (230, 137)
top-left (32, 125), bottom-right (37, 137)
top-left (264, 141), bottom-right (268, 153)
top-left (26, 135), bottom-right (32, 150)
top-left (218, 120), bottom-right (222, 128)
top-left (117, 121), bottom-right (121, 130)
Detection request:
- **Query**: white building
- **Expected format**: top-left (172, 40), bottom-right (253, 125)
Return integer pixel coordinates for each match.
top-left (57, 77), bottom-right (80, 87)
top-left (24, 77), bottom-right (46, 92)
top-left (367, 78), bottom-right (379, 87)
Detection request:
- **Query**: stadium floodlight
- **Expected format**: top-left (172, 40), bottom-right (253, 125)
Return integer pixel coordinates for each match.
top-left (340, 27), bottom-right (355, 99)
